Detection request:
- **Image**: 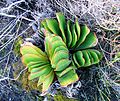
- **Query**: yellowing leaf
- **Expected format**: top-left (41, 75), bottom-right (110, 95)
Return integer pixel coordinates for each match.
top-left (58, 69), bottom-right (78, 87)
top-left (56, 12), bottom-right (66, 43)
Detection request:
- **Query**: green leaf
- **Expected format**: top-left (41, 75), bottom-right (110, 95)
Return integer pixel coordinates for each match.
top-left (82, 50), bottom-right (91, 67)
top-left (53, 46), bottom-right (68, 55)
top-left (75, 19), bottom-right (80, 39)
top-left (27, 61), bottom-right (46, 68)
top-left (29, 65), bottom-right (52, 80)
top-left (31, 64), bottom-right (51, 73)
top-left (50, 40), bottom-right (66, 60)
top-left (58, 69), bottom-right (78, 87)
top-left (45, 34), bottom-right (67, 60)
top-left (93, 49), bottom-right (103, 60)
top-left (88, 50), bottom-right (100, 64)
top-left (75, 25), bottom-right (90, 48)
top-left (70, 24), bottom-right (78, 48)
top-left (46, 19), bottom-right (61, 36)
top-left (56, 66), bottom-right (73, 77)
top-left (37, 70), bottom-right (54, 86)
top-left (20, 12), bottom-right (103, 93)
top-left (42, 70), bottom-right (54, 93)
top-left (56, 12), bottom-right (66, 43)
top-left (50, 34), bottom-right (62, 42)
top-left (72, 53), bottom-right (81, 67)
top-left (74, 51), bottom-right (85, 67)
top-left (45, 34), bottom-right (52, 57)
top-left (54, 59), bottom-right (71, 71)
top-left (86, 50), bottom-right (94, 63)
top-left (27, 61), bottom-right (49, 72)
top-left (41, 20), bottom-right (52, 33)
top-left (21, 54), bottom-right (48, 65)
top-left (20, 44), bottom-right (47, 57)
top-left (51, 50), bottom-right (69, 67)
top-left (73, 49), bottom-right (102, 67)
top-left (66, 20), bottom-right (72, 48)
top-left (76, 32), bottom-right (98, 50)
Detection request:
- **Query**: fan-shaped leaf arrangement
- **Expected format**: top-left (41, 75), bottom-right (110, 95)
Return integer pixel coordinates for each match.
top-left (41, 12), bottom-right (102, 68)
top-left (20, 12), bottom-right (102, 94)
top-left (20, 34), bottom-right (78, 94)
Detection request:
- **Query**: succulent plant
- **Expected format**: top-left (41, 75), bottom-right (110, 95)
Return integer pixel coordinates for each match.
top-left (20, 12), bottom-right (102, 94)
top-left (20, 34), bottom-right (78, 94)
top-left (41, 12), bottom-right (102, 68)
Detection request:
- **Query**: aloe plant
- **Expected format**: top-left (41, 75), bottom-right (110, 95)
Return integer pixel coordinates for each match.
top-left (41, 12), bottom-right (102, 68)
top-left (20, 35), bottom-right (78, 94)
top-left (20, 12), bottom-right (102, 94)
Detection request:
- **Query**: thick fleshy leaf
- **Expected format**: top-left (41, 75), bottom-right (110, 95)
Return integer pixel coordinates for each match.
top-left (74, 51), bottom-right (85, 67)
top-left (53, 46), bottom-right (68, 55)
top-left (56, 12), bottom-right (66, 43)
top-left (21, 54), bottom-right (48, 65)
top-left (75, 19), bottom-right (80, 39)
top-left (86, 50), bottom-right (94, 63)
top-left (87, 50), bottom-right (100, 64)
top-left (56, 66), bottom-right (73, 77)
top-left (45, 34), bottom-right (70, 70)
top-left (44, 33), bottom-right (55, 58)
top-left (41, 20), bottom-right (52, 33)
top-left (88, 50), bottom-right (99, 64)
top-left (54, 59), bottom-right (71, 71)
top-left (45, 34), bottom-right (52, 57)
top-left (31, 64), bottom-right (51, 73)
top-left (50, 40), bottom-right (66, 60)
top-left (75, 25), bottom-right (90, 48)
top-left (20, 45), bottom-right (39, 56)
top-left (91, 49), bottom-right (103, 60)
top-left (42, 70), bottom-right (54, 93)
top-left (45, 34), bottom-right (67, 60)
top-left (73, 53), bottom-right (81, 67)
top-left (29, 65), bottom-right (52, 80)
top-left (46, 19), bottom-right (61, 36)
top-left (70, 24), bottom-right (78, 48)
top-left (27, 61), bottom-right (46, 68)
top-left (51, 50), bottom-right (69, 67)
top-left (37, 70), bottom-right (54, 87)
top-left (81, 50), bottom-right (91, 67)
top-left (66, 20), bottom-right (72, 48)
top-left (71, 61), bottom-right (78, 69)
top-left (73, 49), bottom-right (102, 68)
top-left (50, 34), bottom-right (62, 42)
top-left (88, 49), bottom-right (103, 64)
top-left (58, 69), bottom-right (78, 87)
top-left (20, 45), bottom-right (46, 57)
top-left (27, 61), bottom-right (49, 72)
top-left (76, 32), bottom-right (98, 50)
top-left (30, 45), bottom-right (47, 57)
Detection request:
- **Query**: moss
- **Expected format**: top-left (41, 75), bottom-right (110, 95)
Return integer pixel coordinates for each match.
top-left (13, 62), bottom-right (79, 100)
top-left (13, 36), bottom-right (42, 92)
top-left (13, 37), bottom-right (23, 56)
top-left (21, 70), bottom-right (42, 91)
top-left (53, 92), bottom-right (78, 101)
top-left (12, 61), bottom-right (43, 100)
top-left (0, 69), bottom-right (4, 76)
top-left (13, 61), bottom-right (42, 92)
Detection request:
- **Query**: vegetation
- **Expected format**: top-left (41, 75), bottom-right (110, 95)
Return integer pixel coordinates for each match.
top-left (20, 13), bottom-right (102, 95)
